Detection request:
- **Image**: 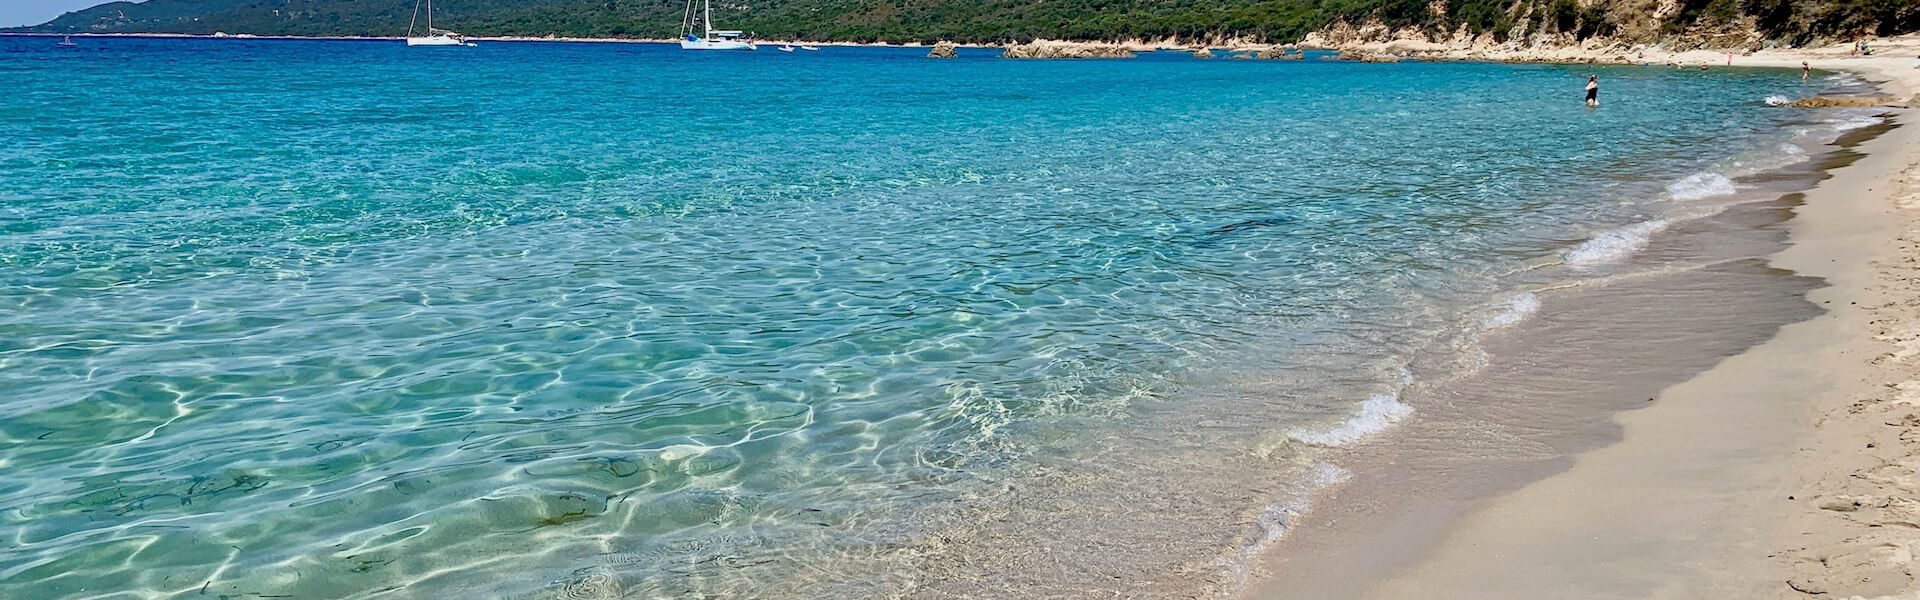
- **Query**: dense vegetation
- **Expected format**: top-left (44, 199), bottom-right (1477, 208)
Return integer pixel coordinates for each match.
top-left (6, 0), bottom-right (1917, 45)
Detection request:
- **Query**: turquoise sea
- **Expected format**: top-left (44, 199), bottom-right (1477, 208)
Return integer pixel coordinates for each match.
top-left (0, 36), bottom-right (1868, 599)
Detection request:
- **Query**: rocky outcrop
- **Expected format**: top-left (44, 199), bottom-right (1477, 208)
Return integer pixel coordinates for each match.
top-left (928, 41), bottom-right (957, 59)
top-left (1001, 40), bottom-right (1135, 59)
top-left (1788, 96), bottom-right (1905, 108)
top-left (1292, 0), bottom-right (1899, 66)
top-left (1192, 48), bottom-right (1213, 59)
top-left (1337, 49), bottom-right (1402, 62)
top-left (1254, 47), bottom-right (1303, 60)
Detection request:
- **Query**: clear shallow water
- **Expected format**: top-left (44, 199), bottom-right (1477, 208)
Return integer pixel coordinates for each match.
top-left (0, 37), bottom-right (1849, 598)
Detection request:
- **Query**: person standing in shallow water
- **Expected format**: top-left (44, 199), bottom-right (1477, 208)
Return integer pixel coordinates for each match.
top-left (1585, 75), bottom-right (1599, 107)
top-left (1803, 61), bottom-right (1811, 81)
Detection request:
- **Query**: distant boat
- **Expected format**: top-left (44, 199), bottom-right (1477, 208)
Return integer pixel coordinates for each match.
top-left (800, 45), bottom-right (820, 51)
top-left (679, 0), bottom-right (755, 50)
top-left (407, 0), bottom-right (473, 47)
top-left (779, 44), bottom-right (795, 53)
top-left (56, 36), bottom-right (77, 47)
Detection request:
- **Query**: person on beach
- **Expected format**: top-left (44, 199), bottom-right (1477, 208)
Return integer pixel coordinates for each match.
top-left (1585, 75), bottom-right (1599, 107)
top-left (1803, 61), bottom-right (1811, 81)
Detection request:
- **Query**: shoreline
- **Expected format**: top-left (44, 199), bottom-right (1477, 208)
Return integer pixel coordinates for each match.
top-left (0, 32), bottom-right (987, 49)
top-left (15, 30), bottom-right (1915, 74)
top-left (1245, 48), bottom-right (1920, 600)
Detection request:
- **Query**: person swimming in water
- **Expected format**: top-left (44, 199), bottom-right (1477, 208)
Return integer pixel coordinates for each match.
top-left (1585, 75), bottom-right (1599, 107)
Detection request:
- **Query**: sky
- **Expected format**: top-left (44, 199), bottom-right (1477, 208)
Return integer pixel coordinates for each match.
top-left (1, 0), bottom-right (113, 28)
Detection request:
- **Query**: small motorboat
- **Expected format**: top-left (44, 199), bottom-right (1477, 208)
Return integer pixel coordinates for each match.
top-left (800, 45), bottom-right (820, 51)
top-left (779, 45), bottom-right (795, 53)
top-left (56, 36), bottom-right (77, 47)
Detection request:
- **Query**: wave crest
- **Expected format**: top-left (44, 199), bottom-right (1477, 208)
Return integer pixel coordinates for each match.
top-left (1667, 172), bottom-right (1736, 201)
top-left (1565, 219), bottom-right (1670, 265)
top-left (1290, 390), bottom-right (1413, 447)
top-left (1834, 114), bottom-right (1883, 131)
top-left (1484, 292), bottom-right (1542, 329)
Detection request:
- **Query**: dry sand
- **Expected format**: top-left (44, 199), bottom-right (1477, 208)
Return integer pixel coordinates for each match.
top-left (1250, 38), bottom-right (1920, 600)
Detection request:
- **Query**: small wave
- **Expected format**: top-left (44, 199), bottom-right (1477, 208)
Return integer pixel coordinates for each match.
top-left (1220, 462), bottom-right (1351, 593)
top-left (1483, 292), bottom-right (1541, 329)
top-left (1764, 95), bottom-right (1792, 106)
top-left (1564, 219), bottom-right (1670, 265)
top-left (1290, 387), bottom-right (1413, 447)
top-left (1727, 143), bottom-right (1810, 177)
top-left (1666, 172), bottom-right (1736, 201)
top-left (1833, 114), bottom-right (1883, 131)
top-left (1774, 142), bottom-right (1808, 163)
top-left (1246, 464), bottom-right (1350, 550)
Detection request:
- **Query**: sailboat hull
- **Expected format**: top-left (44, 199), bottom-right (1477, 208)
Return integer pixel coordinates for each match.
top-left (680, 39), bottom-right (755, 50)
top-left (407, 36), bottom-right (469, 46)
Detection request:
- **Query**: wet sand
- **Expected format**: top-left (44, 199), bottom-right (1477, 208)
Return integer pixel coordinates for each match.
top-left (1248, 50), bottom-right (1920, 600)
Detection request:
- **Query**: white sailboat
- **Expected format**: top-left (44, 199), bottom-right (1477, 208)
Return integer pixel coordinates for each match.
top-left (679, 0), bottom-right (755, 51)
top-left (407, 0), bottom-right (473, 47)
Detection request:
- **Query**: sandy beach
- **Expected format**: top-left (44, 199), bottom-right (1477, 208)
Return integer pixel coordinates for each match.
top-left (1249, 39), bottom-right (1920, 600)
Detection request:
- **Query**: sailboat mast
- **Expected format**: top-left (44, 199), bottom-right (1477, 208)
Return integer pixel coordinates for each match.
top-left (426, 0), bottom-right (433, 31)
top-left (703, 0), bottom-right (713, 38)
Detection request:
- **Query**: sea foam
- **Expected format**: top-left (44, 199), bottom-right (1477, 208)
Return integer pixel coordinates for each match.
top-left (1764, 95), bottom-right (1792, 106)
top-left (1727, 143), bottom-right (1810, 177)
top-left (1483, 292), bottom-right (1542, 329)
top-left (1220, 462), bottom-right (1352, 592)
top-left (1834, 114), bottom-right (1884, 131)
top-left (1290, 370), bottom-right (1415, 447)
top-left (1666, 172), bottom-right (1736, 201)
top-left (1564, 219), bottom-right (1670, 265)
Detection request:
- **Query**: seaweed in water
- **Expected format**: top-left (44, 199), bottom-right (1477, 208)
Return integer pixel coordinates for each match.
top-left (1208, 216), bottom-right (1293, 235)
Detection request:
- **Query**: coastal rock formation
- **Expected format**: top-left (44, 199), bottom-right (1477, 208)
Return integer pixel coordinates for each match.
top-left (1192, 48), bottom-right (1213, 59)
top-left (1788, 96), bottom-right (1904, 108)
top-left (928, 42), bottom-right (957, 59)
top-left (1254, 48), bottom-right (1303, 60)
top-left (1337, 50), bottom-right (1402, 63)
top-left (1001, 40), bottom-right (1134, 59)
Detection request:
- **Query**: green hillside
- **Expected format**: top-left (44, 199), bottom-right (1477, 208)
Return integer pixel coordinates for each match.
top-left (7, 0), bottom-right (1917, 45)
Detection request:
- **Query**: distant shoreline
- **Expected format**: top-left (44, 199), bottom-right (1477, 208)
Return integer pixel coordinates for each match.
top-left (0, 31), bottom-right (1001, 49)
top-left (10, 31), bottom-right (1913, 72)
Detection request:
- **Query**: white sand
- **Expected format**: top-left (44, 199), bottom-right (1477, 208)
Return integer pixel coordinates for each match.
top-left (1249, 37), bottom-right (1920, 600)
